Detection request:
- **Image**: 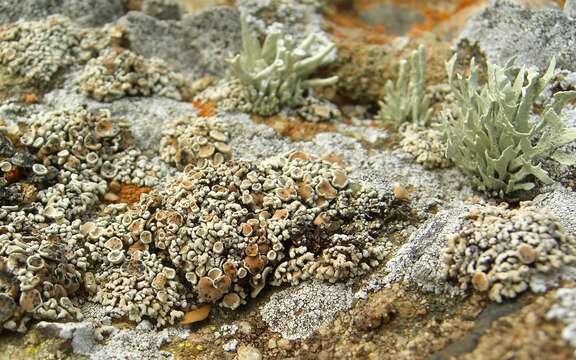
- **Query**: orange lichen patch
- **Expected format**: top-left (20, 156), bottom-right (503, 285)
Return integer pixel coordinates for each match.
top-left (252, 115), bottom-right (337, 141)
top-left (180, 304), bottom-right (212, 325)
top-left (407, 0), bottom-right (487, 35)
top-left (324, 0), bottom-right (487, 43)
top-left (22, 93), bottom-right (39, 104)
top-left (109, 184), bottom-right (152, 206)
top-left (192, 100), bottom-right (217, 117)
top-left (323, 8), bottom-right (393, 45)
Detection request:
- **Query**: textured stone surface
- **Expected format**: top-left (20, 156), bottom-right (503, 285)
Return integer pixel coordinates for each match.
top-left (260, 281), bottom-right (353, 340)
top-left (117, 7), bottom-right (241, 79)
top-left (460, 1), bottom-right (576, 71)
top-left (0, 0), bottom-right (125, 27)
top-left (377, 207), bottom-right (469, 296)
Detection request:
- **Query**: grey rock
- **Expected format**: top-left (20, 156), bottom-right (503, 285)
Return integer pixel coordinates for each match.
top-left (358, 3), bottom-right (425, 35)
top-left (377, 207), bottom-right (469, 296)
top-left (546, 287), bottom-right (576, 349)
top-left (460, 0), bottom-right (576, 71)
top-left (533, 186), bottom-right (576, 233)
top-left (117, 7), bottom-right (241, 80)
top-left (142, 0), bottom-right (181, 20)
top-left (260, 281), bottom-right (353, 340)
top-left (565, 0), bottom-right (576, 18)
top-left (43, 86), bottom-right (197, 152)
top-left (0, 0), bottom-right (125, 27)
top-left (36, 321), bottom-right (97, 355)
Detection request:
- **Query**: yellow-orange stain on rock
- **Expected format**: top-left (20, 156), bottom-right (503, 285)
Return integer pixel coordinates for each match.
top-left (192, 100), bottom-right (217, 117)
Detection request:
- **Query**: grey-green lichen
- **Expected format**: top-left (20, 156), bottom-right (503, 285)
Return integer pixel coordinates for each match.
top-left (399, 124), bottom-right (451, 170)
top-left (227, 16), bottom-right (338, 116)
top-left (75, 48), bottom-right (185, 102)
top-left (443, 56), bottom-right (576, 199)
top-left (443, 202), bottom-right (576, 302)
top-left (377, 46), bottom-right (432, 129)
top-left (0, 16), bottom-right (113, 87)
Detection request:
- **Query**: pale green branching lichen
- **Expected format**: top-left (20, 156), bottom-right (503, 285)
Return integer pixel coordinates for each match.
top-left (377, 46), bottom-right (432, 129)
top-left (227, 16), bottom-right (338, 116)
top-left (444, 55), bottom-right (576, 198)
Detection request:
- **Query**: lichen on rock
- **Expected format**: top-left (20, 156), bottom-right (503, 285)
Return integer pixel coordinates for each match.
top-left (442, 203), bottom-right (576, 302)
top-left (76, 48), bottom-right (186, 102)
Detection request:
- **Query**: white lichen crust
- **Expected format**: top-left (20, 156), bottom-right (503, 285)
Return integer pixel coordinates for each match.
top-left (76, 48), bottom-right (185, 102)
top-left (84, 151), bottom-right (395, 325)
top-left (0, 16), bottom-right (114, 86)
top-left (160, 115), bottom-right (232, 170)
top-left (399, 124), bottom-right (451, 170)
top-left (0, 107), bottom-right (173, 332)
top-left (443, 203), bottom-right (576, 302)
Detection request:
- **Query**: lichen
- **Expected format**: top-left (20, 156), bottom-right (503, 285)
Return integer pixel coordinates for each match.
top-left (442, 203), bottom-right (576, 302)
top-left (444, 56), bottom-right (576, 199)
top-left (227, 16), bottom-right (338, 116)
top-left (0, 16), bottom-right (115, 87)
top-left (76, 48), bottom-right (185, 102)
top-left (377, 46), bottom-right (432, 129)
top-left (399, 124), bottom-right (451, 170)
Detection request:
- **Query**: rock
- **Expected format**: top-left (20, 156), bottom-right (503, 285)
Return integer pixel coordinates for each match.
top-left (376, 207), bottom-right (470, 296)
top-left (356, 3), bottom-right (425, 35)
top-left (533, 186), bottom-right (576, 233)
top-left (0, 0), bottom-right (125, 27)
top-left (117, 7), bottom-right (241, 80)
top-left (142, 0), bottom-right (181, 20)
top-left (43, 88), bottom-right (197, 152)
top-left (460, 0), bottom-right (576, 71)
top-left (260, 281), bottom-right (353, 340)
top-left (237, 344), bottom-right (262, 360)
top-left (36, 321), bottom-right (97, 355)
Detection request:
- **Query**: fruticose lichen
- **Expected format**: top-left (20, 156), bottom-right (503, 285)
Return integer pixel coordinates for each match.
top-left (444, 56), bottom-right (576, 199)
top-left (227, 16), bottom-right (338, 116)
top-left (442, 203), bottom-right (576, 302)
top-left (377, 46), bottom-right (432, 129)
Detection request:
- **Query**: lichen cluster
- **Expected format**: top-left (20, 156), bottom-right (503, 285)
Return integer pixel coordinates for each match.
top-left (0, 107), bottom-right (173, 331)
top-left (399, 124), bottom-right (451, 170)
top-left (85, 151), bottom-right (396, 325)
top-left (444, 56), bottom-right (576, 198)
top-left (76, 48), bottom-right (185, 102)
top-left (377, 46), bottom-right (432, 129)
top-left (0, 102), bottom-right (405, 330)
top-left (0, 16), bottom-right (114, 87)
top-left (227, 16), bottom-right (338, 116)
top-left (443, 203), bottom-right (576, 302)
top-left (159, 115), bottom-right (232, 170)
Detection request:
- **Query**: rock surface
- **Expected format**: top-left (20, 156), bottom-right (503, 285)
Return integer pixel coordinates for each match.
top-left (460, 0), bottom-right (576, 71)
top-left (0, 0), bottom-right (125, 27)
